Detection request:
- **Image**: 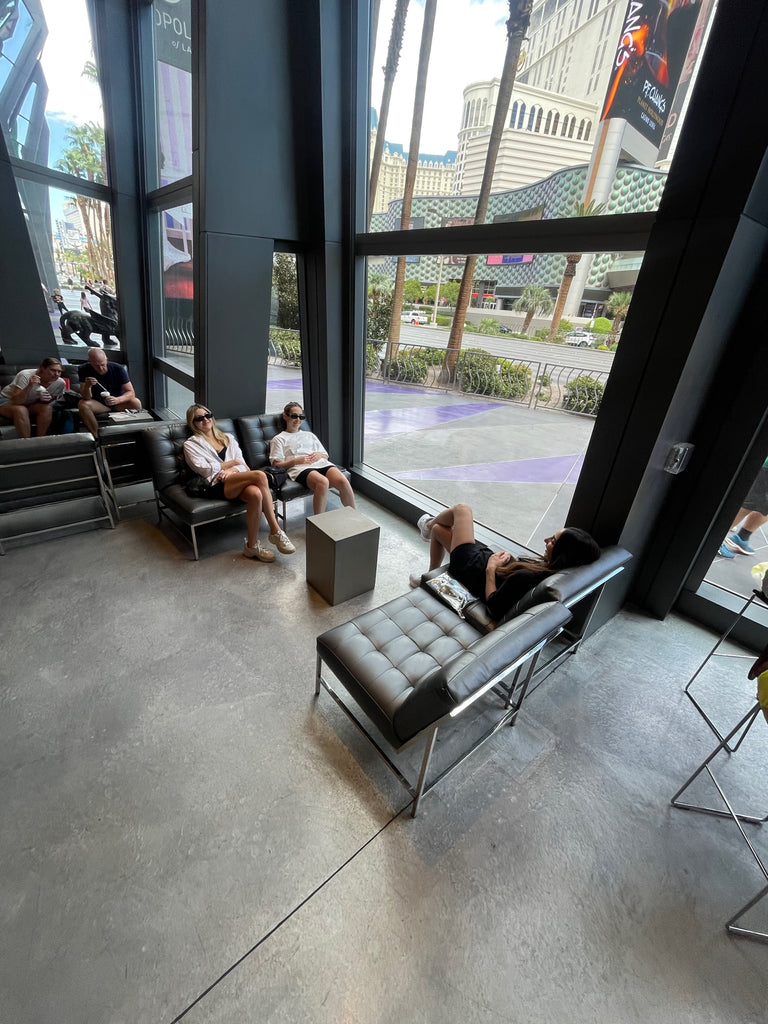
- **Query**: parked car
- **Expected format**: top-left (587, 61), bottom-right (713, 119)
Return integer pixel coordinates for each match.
top-left (565, 328), bottom-right (596, 347)
top-left (401, 310), bottom-right (428, 325)
top-left (498, 325), bottom-right (512, 334)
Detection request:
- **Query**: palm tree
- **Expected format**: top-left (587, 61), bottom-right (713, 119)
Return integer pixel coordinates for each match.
top-left (605, 290), bottom-right (632, 344)
top-left (368, 0), bottom-right (410, 226)
top-left (546, 199), bottom-right (605, 341)
top-left (513, 284), bottom-right (554, 334)
top-left (443, 0), bottom-right (533, 378)
top-left (56, 124), bottom-right (113, 281)
top-left (385, 0), bottom-right (437, 368)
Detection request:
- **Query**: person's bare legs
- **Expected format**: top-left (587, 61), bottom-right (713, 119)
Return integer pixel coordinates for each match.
top-left (224, 470), bottom-right (281, 537)
top-left (28, 401), bottom-right (53, 436)
top-left (426, 503), bottom-right (476, 570)
top-left (326, 467), bottom-right (355, 508)
top-left (78, 398), bottom-right (107, 437)
top-left (0, 404), bottom-right (32, 438)
top-left (305, 470), bottom-right (330, 514)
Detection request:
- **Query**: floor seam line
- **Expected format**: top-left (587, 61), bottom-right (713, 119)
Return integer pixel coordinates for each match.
top-left (167, 801), bottom-right (410, 1023)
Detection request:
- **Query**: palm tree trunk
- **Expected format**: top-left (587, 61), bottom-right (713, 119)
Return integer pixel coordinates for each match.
top-left (444, 0), bottom-right (532, 378)
top-left (547, 254), bottom-right (581, 340)
top-left (368, 0), bottom-right (410, 226)
top-left (385, 0), bottom-right (437, 369)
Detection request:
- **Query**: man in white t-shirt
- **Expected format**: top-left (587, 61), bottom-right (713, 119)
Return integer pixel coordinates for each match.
top-left (0, 358), bottom-right (66, 437)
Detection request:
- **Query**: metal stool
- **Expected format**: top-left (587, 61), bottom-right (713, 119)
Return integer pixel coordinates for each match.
top-left (683, 588), bottom-right (768, 752)
top-left (671, 673), bottom-right (768, 942)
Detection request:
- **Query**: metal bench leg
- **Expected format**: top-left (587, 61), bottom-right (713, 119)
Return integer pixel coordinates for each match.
top-left (190, 524), bottom-right (200, 561)
top-left (411, 724), bottom-right (439, 818)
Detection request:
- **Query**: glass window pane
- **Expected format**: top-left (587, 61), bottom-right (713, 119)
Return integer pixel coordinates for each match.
top-left (363, 251), bottom-right (638, 549)
top-left (702, 461), bottom-right (768, 599)
top-left (16, 178), bottom-right (117, 350)
top-left (158, 373), bottom-right (195, 421)
top-left (157, 203), bottom-right (194, 374)
top-left (152, 0), bottom-right (192, 187)
top-left (267, 252), bottom-right (304, 412)
top-left (368, 0), bottom-right (714, 231)
top-left (0, 0), bottom-right (108, 178)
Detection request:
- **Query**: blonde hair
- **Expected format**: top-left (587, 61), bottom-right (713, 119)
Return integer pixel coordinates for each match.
top-left (185, 405), bottom-right (229, 450)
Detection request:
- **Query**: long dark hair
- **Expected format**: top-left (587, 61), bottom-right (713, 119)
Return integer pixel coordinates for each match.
top-left (497, 527), bottom-right (600, 580)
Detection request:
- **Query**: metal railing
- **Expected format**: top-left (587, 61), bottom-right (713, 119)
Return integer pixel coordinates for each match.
top-left (364, 342), bottom-right (608, 417)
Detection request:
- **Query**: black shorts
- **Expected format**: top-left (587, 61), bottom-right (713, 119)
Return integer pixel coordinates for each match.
top-left (448, 541), bottom-right (493, 599)
top-left (742, 468), bottom-right (768, 516)
top-left (296, 465), bottom-right (335, 488)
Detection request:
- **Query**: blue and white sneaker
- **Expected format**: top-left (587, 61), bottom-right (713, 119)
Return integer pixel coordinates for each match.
top-left (725, 533), bottom-right (755, 555)
top-left (718, 542), bottom-right (735, 559)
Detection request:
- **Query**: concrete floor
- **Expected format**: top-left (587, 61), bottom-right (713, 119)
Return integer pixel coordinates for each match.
top-left (1, 499), bottom-right (766, 1024)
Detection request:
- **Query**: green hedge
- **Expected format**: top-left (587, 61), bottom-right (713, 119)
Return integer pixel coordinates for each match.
top-left (387, 350), bottom-right (431, 384)
top-left (366, 342), bottom-right (381, 374)
top-left (563, 375), bottom-right (604, 415)
top-left (457, 350), bottom-right (531, 399)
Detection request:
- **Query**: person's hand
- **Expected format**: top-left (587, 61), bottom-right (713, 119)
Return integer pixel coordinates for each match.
top-left (306, 452), bottom-right (320, 463)
top-left (29, 374), bottom-right (41, 387)
top-left (37, 391), bottom-right (53, 404)
top-left (103, 395), bottom-right (116, 407)
top-left (487, 551), bottom-right (511, 572)
top-left (85, 376), bottom-right (97, 387)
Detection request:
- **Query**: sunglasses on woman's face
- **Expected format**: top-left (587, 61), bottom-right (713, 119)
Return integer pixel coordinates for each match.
top-left (288, 413), bottom-right (305, 420)
top-left (193, 412), bottom-right (213, 423)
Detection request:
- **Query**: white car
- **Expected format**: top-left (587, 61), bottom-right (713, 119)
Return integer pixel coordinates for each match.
top-left (401, 311), bottom-right (428, 325)
top-left (565, 329), bottom-right (595, 347)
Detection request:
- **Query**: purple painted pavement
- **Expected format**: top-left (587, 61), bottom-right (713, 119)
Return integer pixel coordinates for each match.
top-left (395, 452), bottom-right (585, 484)
top-left (267, 377), bottom-right (304, 391)
top-left (364, 402), bottom-right (504, 441)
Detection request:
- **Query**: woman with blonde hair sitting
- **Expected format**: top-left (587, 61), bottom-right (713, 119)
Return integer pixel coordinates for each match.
top-left (184, 405), bottom-right (295, 562)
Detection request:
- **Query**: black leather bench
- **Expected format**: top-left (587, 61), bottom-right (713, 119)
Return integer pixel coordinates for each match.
top-left (315, 544), bottom-right (632, 815)
top-left (0, 433), bottom-right (114, 553)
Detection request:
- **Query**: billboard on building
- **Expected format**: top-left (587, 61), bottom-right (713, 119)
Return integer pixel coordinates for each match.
top-left (600, 0), bottom-right (702, 147)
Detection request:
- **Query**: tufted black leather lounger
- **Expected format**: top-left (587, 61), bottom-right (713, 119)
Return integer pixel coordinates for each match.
top-left (315, 544), bottom-right (632, 815)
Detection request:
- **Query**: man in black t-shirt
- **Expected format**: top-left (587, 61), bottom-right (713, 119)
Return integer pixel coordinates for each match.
top-left (78, 348), bottom-right (141, 437)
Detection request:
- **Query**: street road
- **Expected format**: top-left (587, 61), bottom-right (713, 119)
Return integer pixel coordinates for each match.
top-left (396, 324), bottom-right (614, 373)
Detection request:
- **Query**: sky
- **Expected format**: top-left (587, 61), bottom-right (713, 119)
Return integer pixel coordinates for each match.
top-left (370, 0), bottom-right (512, 155)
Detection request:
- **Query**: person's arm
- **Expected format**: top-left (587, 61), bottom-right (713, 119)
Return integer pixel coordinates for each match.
top-left (6, 371), bottom-right (37, 405)
top-left (219, 434), bottom-right (247, 474)
top-left (270, 434), bottom-right (296, 469)
top-left (183, 437), bottom-right (221, 485)
top-left (485, 567), bottom-right (542, 620)
top-left (108, 380), bottom-right (137, 409)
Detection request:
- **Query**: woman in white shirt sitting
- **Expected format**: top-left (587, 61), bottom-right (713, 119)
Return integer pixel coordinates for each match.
top-left (184, 405), bottom-right (295, 562)
top-left (269, 402), bottom-right (356, 515)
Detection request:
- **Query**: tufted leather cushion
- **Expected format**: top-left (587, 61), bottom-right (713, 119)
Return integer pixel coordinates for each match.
top-left (317, 588), bottom-right (570, 745)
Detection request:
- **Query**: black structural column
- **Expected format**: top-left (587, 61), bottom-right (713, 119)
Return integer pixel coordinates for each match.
top-left (90, 0), bottom-right (149, 401)
top-left (194, 0), bottom-right (299, 419)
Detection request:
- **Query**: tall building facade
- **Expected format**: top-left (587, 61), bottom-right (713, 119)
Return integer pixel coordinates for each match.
top-left (454, 78), bottom-right (597, 194)
top-left (369, 115), bottom-right (456, 215)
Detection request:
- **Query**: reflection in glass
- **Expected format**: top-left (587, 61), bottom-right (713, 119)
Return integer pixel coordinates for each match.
top-left (158, 203), bottom-right (193, 371)
top-left (369, 0), bottom-right (713, 227)
top-left (16, 179), bottom-right (116, 348)
top-left (0, 0), bottom-right (107, 178)
top-left (363, 252), bottom-right (637, 549)
top-left (152, 0), bottom-right (192, 187)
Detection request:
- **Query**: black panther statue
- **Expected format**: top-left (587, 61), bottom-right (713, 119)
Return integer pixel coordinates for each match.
top-left (59, 308), bottom-right (119, 348)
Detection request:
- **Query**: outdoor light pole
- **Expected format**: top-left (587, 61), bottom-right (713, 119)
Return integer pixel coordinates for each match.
top-left (432, 253), bottom-right (443, 326)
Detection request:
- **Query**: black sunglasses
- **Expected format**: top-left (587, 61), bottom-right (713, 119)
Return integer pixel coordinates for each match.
top-left (193, 412), bottom-right (213, 423)
top-left (288, 413), bottom-right (305, 420)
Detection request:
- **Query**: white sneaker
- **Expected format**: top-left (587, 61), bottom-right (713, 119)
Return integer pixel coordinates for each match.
top-left (409, 570), bottom-right (424, 589)
top-left (269, 529), bottom-right (295, 554)
top-left (417, 514), bottom-right (434, 541)
top-left (243, 539), bottom-right (275, 562)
